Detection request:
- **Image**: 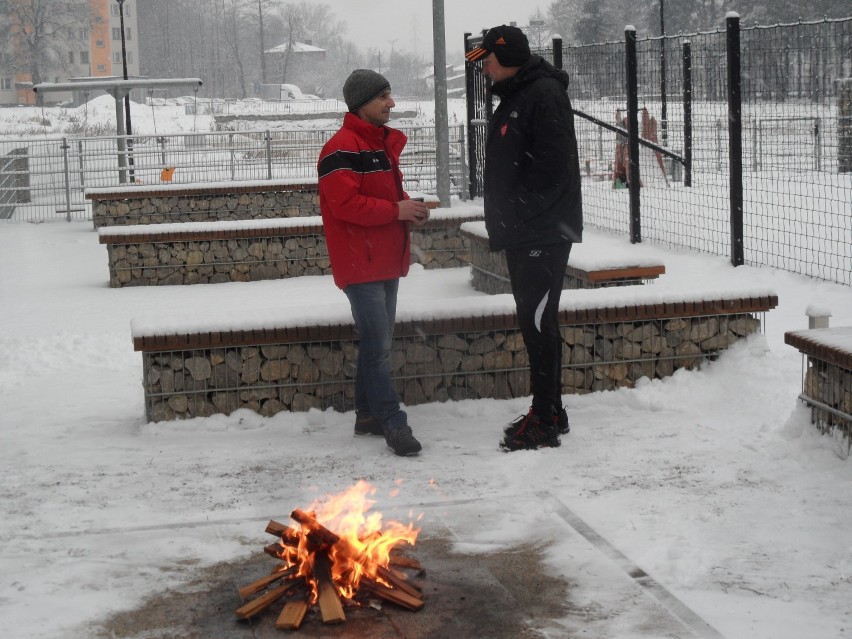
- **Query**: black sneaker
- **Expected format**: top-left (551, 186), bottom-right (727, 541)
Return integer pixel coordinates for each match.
top-left (500, 410), bottom-right (560, 451)
top-left (354, 412), bottom-right (384, 436)
top-left (554, 406), bottom-right (570, 435)
top-left (503, 406), bottom-right (569, 437)
top-left (385, 425), bottom-right (422, 456)
top-left (503, 412), bottom-right (530, 438)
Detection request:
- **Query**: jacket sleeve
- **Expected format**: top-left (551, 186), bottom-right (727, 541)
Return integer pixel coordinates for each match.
top-left (317, 144), bottom-right (400, 227)
top-left (515, 83), bottom-right (579, 219)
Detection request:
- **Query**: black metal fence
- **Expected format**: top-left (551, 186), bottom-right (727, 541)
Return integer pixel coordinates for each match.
top-left (464, 15), bottom-right (852, 286)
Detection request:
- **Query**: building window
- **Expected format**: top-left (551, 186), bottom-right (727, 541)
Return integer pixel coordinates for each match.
top-left (125, 28), bottom-right (132, 41)
top-left (1, 78), bottom-right (12, 91)
top-left (112, 52), bottom-right (122, 64)
top-left (96, 40), bottom-right (104, 48)
top-left (127, 51), bottom-right (133, 64)
top-left (112, 27), bottom-right (121, 40)
top-left (111, 3), bottom-right (132, 17)
top-left (97, 64), bottom-right (106, 72)
top-left (80, 51), bottom-right (89, 64)
top-left (69, 51), bottom-right (75, 63)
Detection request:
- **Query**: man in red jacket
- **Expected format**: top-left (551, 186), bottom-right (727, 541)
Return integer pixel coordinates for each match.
top-left (317, 69), bottom-right (430, 456)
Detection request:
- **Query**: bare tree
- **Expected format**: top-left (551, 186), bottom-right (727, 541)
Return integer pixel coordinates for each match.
top-left (1, 0), bottom-right (91, 103)
top-left (224, 0), bottom-right (249, 97)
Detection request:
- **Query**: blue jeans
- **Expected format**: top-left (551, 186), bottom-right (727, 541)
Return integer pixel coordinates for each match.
top-left (343, 279), bottom-right (407, 430)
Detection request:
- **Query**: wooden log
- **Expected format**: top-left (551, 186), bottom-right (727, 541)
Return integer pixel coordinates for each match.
top-left (238, 565), bottom-right (296, 600)
top-left (265, 520), bottom-right (301, 546)
top-left (264, 542), bottom-right (289, 559)
top-left (235, 580), bottom-right (299, 620)
top-left (314, 551), bottom-right (346, 624)
top-left (377, 565), bottom-right (421, 598)
top-left (276, 599), bottom-right (309, 630)
top-left (389, 554), bottom-right (423, 571)
top-left (362, 577), bottom-right (424, 611)
top-left (291, 509), bottom-right (340, 548)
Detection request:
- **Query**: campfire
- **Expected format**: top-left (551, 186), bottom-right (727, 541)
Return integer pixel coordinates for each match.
top-left (235, 481), bottom-right (424, 630)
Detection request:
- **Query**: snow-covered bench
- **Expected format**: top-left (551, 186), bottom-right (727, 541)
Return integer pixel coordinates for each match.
top-left (98, 206), bottom-right (482, 287)
top-left (85, 179), bottom-right (321, 229)
top-left (785, 327), bottom-right (852, 447)
top-left (132, 289), bottom-right (777, 422)
top-left (460, 221), bottom-right (666, 294)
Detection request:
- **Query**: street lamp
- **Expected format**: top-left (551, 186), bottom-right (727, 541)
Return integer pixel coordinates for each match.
top-left (115, 0), bottom-right (134, 180)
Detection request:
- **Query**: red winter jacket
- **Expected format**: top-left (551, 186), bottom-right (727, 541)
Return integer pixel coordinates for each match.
top-left (317, 113), bottom-right (410, 289)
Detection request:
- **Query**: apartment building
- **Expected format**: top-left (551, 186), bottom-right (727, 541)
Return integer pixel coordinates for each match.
top-left (0, 0), bottom-right (140, 106)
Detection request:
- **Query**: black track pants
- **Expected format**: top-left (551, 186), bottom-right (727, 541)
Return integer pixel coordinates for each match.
top-left (505, 242), bottom-right (572, 416)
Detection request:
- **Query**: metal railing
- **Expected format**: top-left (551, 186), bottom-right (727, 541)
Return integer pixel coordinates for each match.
top-left (0, 124), bottom-right (467, 223)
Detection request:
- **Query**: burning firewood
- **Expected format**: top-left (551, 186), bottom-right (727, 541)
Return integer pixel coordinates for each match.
top-left (236, 481), bottom-right (424, 631)
top-left (276, 600), bottom-right (309, 630)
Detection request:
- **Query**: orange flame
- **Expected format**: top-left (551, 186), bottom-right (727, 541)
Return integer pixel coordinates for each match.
top-left (276, 481), bottom-right (419, 603)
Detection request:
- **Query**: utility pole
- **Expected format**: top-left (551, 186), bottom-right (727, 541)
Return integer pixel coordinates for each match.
top-left (659, 0), bottom-right (668, 147)
top-left (115, 0), bottom-right (135, 181)
top-left (432, 0), bottom-right (451, 206)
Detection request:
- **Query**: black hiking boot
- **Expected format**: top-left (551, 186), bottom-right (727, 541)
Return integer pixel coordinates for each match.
top-left (385, 425), bottom-right (422, 456)
top-left (500, 409), bottom-right (561, 451)
top-left (354, 412), bottom-right (384, 436)
top-left (554, 406), bottom-right (570, 435)
top-left (503, 406), bottom-right (570, 437)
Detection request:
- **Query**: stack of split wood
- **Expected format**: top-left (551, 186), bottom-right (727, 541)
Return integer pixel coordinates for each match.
top-left (235, 510), bottom-right (424, 631)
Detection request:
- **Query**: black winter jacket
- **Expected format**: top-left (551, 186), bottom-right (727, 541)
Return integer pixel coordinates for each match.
top-left (483, 55), bottom-right (583, 250)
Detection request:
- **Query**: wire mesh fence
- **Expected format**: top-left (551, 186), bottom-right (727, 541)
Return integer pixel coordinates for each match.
top-left (0, 123), bottom-right (467, 224)
top-left (466, 16), bottom-right (851, 286)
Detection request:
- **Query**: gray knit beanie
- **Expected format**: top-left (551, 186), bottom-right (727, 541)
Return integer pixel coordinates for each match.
top-left (342, 69), bottom-right (391, 112)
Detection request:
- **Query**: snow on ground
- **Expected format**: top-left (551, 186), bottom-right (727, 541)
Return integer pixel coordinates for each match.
top-left (1, 217), bottom-right (851, 639)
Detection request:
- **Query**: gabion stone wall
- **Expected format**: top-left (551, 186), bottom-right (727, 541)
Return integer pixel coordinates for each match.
top-left (410, 226), bottom-right (471, 269)
top-left (102, 234), bottom-right (330, 287)
top-left (786, 329), bottom-right (852, 449)
top-left (803, 358), bottom-right (852, 440)
top-left (99, 213), bottom-right (483, 287)
top-left (135, 297), bottom-right (775, 422)
top-left (462, 226), bottom-right (665, 294)
top-left (86, 182), bottom-right (320, 229)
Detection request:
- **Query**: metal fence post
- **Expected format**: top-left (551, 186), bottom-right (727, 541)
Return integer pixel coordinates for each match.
top-left (229, 132), bottom-right (235, 180)
top-left (751, 117), bottom-right (759, 172)
top-left (813, 117), bottom-right (822, 171)
top-left (464, 32), bottom-right (479, 199)
top-left (553, 36), bottom-right (563, 70)
top-left (61, 138), bottom-right (72, 222)
top-left (625, 25), bottom-right (641, 244)
top-left (683, 40), bottom-right (693, 187)
top-left (727, 12), bottom-right (744, 266)
top-left (265, 130), bottom-right (273, 179)
top-left (457, 125), bottom-right (469, 201)
top-left (77, 140), bottom-right (85, 188)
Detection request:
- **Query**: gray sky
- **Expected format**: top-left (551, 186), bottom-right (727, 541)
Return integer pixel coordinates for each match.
top-left (319, 0), bottom-right (545, 59)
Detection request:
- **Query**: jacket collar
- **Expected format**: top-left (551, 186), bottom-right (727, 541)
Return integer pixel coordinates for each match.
top-left (342, 111), bottom-right (406, 156)
top-left (343, 112), bottom-right (389, 144)
top-left (489, 55), bottom-right (569, 98)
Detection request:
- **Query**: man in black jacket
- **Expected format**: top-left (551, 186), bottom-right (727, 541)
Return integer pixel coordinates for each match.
top-left (466, 25), bottom-right (583, 451)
